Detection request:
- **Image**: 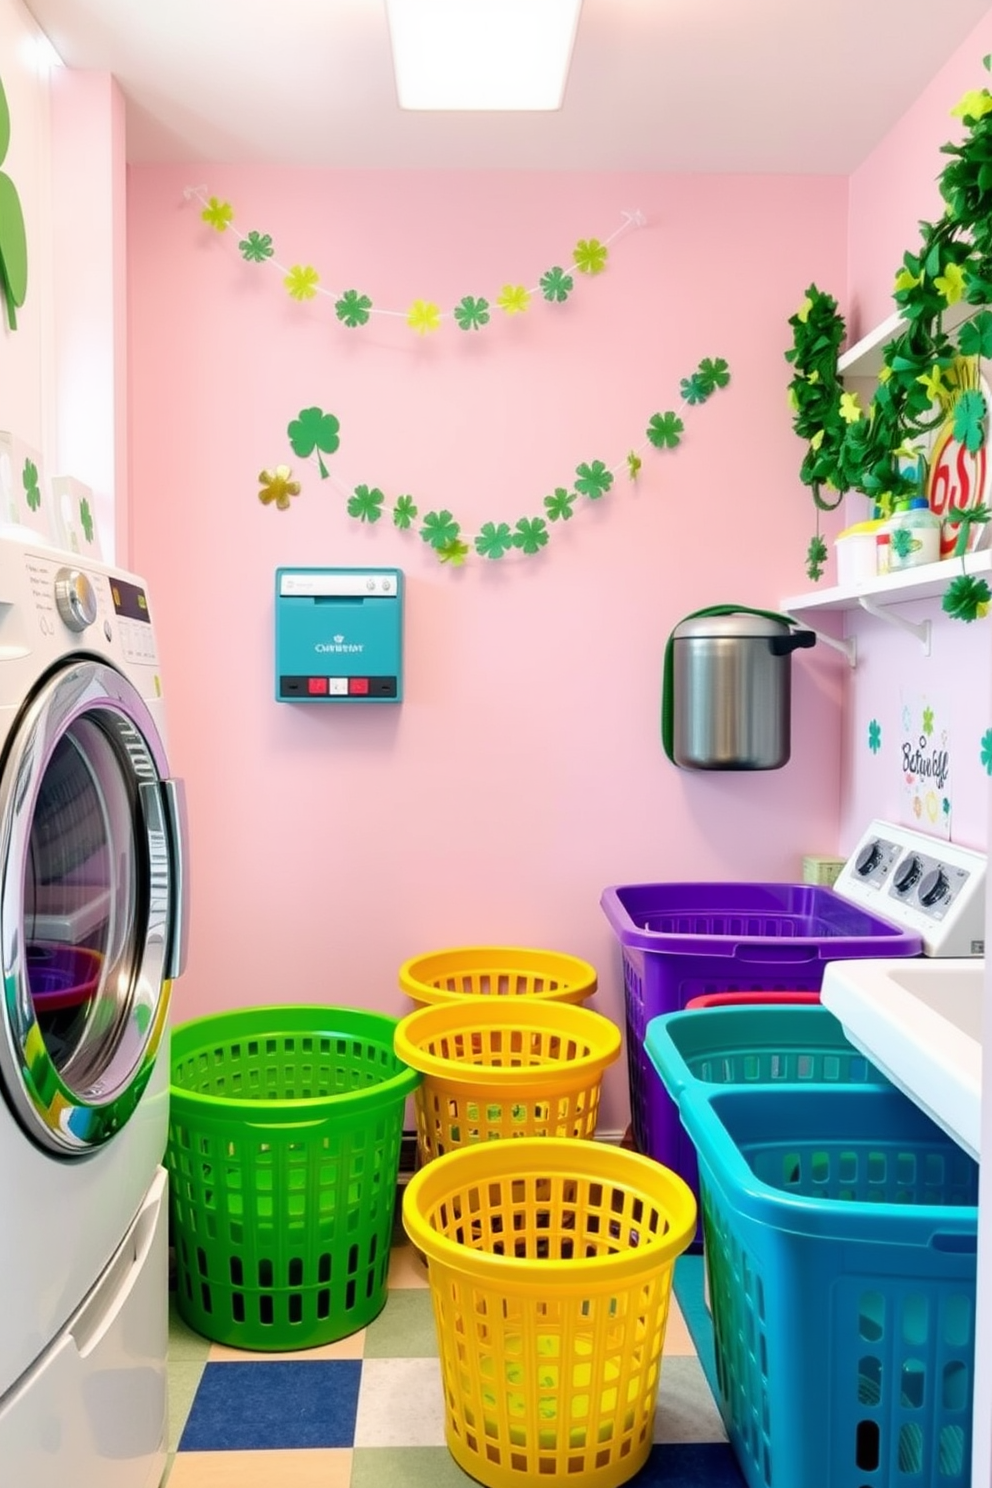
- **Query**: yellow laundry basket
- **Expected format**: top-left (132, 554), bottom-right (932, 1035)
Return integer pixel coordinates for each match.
top-left (403, 1137), bottom-right (696, 1488)
top-left (399, 945), bottom-right (597, 1009)
top-left (394, 1000), bottom-right (622, 1164)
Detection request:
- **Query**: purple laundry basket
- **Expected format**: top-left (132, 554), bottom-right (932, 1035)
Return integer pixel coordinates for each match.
top-left (599, 881), bottom-right (922, 1200)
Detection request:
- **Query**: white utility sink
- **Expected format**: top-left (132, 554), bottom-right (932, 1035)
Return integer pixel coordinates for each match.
top-left (821, 957), bottom-right (985, 1161)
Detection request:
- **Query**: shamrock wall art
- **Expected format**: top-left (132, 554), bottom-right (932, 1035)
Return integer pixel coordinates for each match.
top-left (0, 73), bottom-right (28, 331)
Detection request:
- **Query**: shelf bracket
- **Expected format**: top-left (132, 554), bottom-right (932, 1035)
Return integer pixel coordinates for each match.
top-left (811, 627), bottom-right (857, 667)
top-left (857, 596), bottom-right (932, 655)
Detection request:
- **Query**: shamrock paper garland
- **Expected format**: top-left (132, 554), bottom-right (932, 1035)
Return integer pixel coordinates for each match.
top-left (265, 356), bottom-right (731, 565)
top-left (187, 184), bottom-right (645, 335)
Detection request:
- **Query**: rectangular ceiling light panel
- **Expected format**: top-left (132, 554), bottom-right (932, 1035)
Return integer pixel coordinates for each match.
top-left (385, 0), bottom-right (583, 111)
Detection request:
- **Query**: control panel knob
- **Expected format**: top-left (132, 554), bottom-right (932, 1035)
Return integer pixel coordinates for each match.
top-left (893, 855), bottom-right (922, 893)
top-left (919, 868), bottom-right (949, 907)
top-left (855, 842), bottom-right (882, 876)
top-left (54, 568), bottom-right (98, 633)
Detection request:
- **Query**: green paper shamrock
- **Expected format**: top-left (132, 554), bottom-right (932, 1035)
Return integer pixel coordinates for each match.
top-left (981, 728), bottom-right (992, 775)
top-left (868, 719), bottom-right (882, 754)
top-left (512, 517), bottom-right (549, 554)
top-left (335, 290), bottom-right (372, 328)
top-left (438, 538), bottom-right (470, 565)
top-left (544, 487), bottom-right (576, 522)
top-left (201, 196), bottom-right (233, 231)
top-left (475, 522), bottom-right (514, 559)
top-left (680, 375), bottom-right (709, 405)
top-left (288, 407), bottom-right (340, 477)
top-left (347, 484), bottom-right (384, 522)
top-left (805, 534), bottom-right (828, 580)
top-left (942, 573), bottom-right (991, 621)
top-left (79, 497), bottom-right (94, 545)
top-left (573, 238), bottom-right (608, 275)
top-left (539, 267), bottom-right (573, 303)
top-left (239, 231), bottom-right (273, 262)
top-left (0, 75), bottom-right (28, 331)
top-left (891, 527), bottom-right (915, 559)
top-left (453, 295), bottom-right (490, 331)
top-left (393, 494), bottom-right (418, 529)
top-left (696, 357), bottom-right (730, 391)
top-left (22, 458), bottom-right (40, 512)
top-left (646, 412), bottom-right (684, 449)
top-left (627, 451), bottom-right (642, 479)
top-left (952, 388), bottom-right (987, 453)
top-left (421, 510), bottom-right (460, 550)
top-left (574, 461), bottom-right (613, 499)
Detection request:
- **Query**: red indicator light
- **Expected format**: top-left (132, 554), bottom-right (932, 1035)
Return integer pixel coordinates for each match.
top-left (308, 677), bottom-right (329, 695)
top-left (349, 677), bottom-right (370, 695)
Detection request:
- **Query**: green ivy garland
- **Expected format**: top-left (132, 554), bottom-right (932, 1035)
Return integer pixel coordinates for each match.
top-left (268, 356), bottom-right (730, 563)
top-left (786, 55), bottom-right (992, 621)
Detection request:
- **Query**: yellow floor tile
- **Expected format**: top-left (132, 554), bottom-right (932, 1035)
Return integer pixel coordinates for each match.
top-left (207, 1331), bottom-right (366, 1362)
top-left (662, 1295), bottom-right (696, 1356)
top-left (166, 1448), bottom-right (352, 1487)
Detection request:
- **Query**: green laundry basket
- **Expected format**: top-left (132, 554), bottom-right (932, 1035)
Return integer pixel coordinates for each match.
top-left (166, 1005), bottom-right (420, 1350)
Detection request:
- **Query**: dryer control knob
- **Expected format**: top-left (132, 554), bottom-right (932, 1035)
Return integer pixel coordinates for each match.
top-left (54, 568), bottom-right (98, 632)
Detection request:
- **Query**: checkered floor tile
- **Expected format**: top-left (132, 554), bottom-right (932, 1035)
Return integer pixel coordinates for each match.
top-left (164, 1238), bottom-right (744, 1487)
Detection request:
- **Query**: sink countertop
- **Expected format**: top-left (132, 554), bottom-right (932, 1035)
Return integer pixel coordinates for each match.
top-left (820, 957), bottom-right (985, 1161)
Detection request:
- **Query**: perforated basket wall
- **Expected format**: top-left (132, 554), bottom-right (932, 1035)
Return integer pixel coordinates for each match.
top-left (394, 1000), bottom-right (622, 1165)
top-left (402, 1137), bottom-right (696, 1488)
top-left (399, 945), bottom-right (598, 1009)
top-left (166, 1005), bottom-right (419, 1350)
top-left (681, 1085), bottom-right (978, 1488)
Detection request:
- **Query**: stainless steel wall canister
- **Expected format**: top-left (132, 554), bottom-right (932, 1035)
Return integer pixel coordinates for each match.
top-left (670, 612), bottom-right (815, 770)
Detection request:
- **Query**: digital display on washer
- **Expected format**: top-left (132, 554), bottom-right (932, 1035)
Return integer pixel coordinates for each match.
top-left (110, 579), bottom-right (150, 624)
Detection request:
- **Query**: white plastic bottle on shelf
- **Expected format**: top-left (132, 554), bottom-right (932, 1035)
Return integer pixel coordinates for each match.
top-left (884, 497), bottom-right (941, 572)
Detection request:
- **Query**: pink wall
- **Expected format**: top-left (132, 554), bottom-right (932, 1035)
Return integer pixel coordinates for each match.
top-left (838, 19), bottom-right (992, 858)
top-left (127, 167), bottom-right (847, 1129)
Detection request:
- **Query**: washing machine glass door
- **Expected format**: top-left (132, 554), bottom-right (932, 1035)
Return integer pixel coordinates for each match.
top-left (0, 659), bottom-right (187, 1154)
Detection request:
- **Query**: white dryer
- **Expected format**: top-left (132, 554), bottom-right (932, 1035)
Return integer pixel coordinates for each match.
top-left (0, 531), bottom-right (188, 1488)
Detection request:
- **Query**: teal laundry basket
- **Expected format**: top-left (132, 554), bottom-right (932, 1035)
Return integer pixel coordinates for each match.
top-left (681, 1083), bottom-right (978, 1488)
top-left (645, 1003), bottom-right (888, 1105)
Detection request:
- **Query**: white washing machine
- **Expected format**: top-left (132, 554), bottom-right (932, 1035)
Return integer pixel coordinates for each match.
top-left (0, 531), bottom-right (188, 1488)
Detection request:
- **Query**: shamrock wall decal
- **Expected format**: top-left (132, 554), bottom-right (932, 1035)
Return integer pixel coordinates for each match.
top-left (0, 74), bottom-right (28, 332)
top-left (288, 407), bottom-right (340, 478)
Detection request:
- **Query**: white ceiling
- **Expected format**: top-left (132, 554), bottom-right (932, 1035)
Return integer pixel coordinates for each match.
top-left (21, 0), bottom-right (992, 172)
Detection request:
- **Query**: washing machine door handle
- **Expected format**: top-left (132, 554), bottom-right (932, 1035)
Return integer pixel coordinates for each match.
top-left (158, 777), bottom-right (189, 983)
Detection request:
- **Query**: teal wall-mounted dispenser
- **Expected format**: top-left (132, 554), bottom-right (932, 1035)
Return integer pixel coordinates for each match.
top-left (275, 567), bottom-right (403, 702)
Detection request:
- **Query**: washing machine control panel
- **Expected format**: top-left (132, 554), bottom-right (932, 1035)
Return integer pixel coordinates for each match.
top-left (834, 818), bottom-right (986, 956)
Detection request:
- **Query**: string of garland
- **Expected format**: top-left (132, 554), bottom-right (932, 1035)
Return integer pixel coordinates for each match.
top-left (186, 185), bottom-right (645, 334)
top-left (785, 55), bottom-right (992, 621)
top-left (258, 356), bottom-right (731, 564)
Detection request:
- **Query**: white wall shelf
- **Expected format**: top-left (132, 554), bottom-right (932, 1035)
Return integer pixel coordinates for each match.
top-left (782, 550), bottom-right (990, 615)
top-left (839, 301), bottom-right (974, 380)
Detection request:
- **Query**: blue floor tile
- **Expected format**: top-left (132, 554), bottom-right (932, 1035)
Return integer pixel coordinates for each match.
top-left (178, 1359), bottom-right (362, 1451)
top-left (629, 1442), bottom-right (748, 1486)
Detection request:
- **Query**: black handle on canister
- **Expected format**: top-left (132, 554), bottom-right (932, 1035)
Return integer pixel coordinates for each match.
top-left (768, 629), bottom-right (816, 656)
